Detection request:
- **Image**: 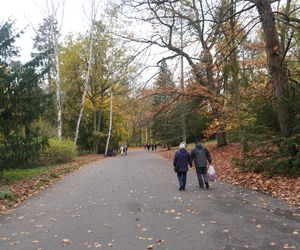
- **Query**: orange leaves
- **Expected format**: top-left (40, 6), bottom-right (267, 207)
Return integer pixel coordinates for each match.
top-left (208, 143), bottom-right (300, 207)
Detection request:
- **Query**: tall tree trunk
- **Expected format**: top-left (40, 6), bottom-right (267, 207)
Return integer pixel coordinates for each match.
top-left (54, 45), bottom-right (62, 140)
top-left (51, 17), bottom-right (62, 140)
top-left (254, 0), bottom-right (291, 136)
top-left (74, 3), bottom-right (96, 144)
top-left (105, 91), bottom-right (113, 156)
top-left (180, 19), bottom-right (187, 143)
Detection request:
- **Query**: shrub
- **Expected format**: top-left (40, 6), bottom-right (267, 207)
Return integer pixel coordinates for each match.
top-left (40, 138), bottom-right (78, 164)
top-left (233, 131), bottom-right (300, 177)
top-left (0, 133), bottom-right (48, 175)
top-left (0, 189), bottom-right (19, 201)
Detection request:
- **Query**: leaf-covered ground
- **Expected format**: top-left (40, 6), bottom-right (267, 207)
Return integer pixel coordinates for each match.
top-left (159, 143), bottom-right (300, 208)
top-left (0, 154), bottom-right (103, 213)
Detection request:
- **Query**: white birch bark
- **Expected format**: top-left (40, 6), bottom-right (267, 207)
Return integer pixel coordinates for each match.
top-left (48, 0), bottom-right (64, 140)
top-left (105, 90), bottom-right (113, 156)
top-left (74, 0), bottom-right (96, 144)
top-left (53, 33), bottom-right (62, 140)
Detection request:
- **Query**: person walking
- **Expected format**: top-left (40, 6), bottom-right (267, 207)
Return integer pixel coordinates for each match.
top-left (191, 140), bottom-right (212, 189)
top-left (173, 142), bottom-right (193, 191)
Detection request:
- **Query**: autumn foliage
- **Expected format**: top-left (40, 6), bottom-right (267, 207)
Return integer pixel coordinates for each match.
top-left (160, 144), bottom-right (300, 208)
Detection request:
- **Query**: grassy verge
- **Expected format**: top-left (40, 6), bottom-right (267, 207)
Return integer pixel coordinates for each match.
top-left (0, 154), bottom-right (103, 212)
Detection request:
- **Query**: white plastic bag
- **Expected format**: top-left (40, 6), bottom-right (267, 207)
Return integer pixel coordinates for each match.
top-left (207, 165), bottom-right (217, 182)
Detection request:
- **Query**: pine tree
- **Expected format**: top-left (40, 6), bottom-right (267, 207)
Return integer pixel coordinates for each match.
top-left (0, 21), bottom-right (49, 174)
top-left (151, 61), bottom-right (181, 146)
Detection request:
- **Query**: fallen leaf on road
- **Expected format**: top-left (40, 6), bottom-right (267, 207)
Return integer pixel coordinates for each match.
top-left (32, 240), bottom-right (39, 243)
top-left (62, 239), bottom-right (72, 246)
top-left (94, 242), bottom-right (102, 248)
top-left (147, 244), bottom-right (154, 249)
top-left (292, 231), bottom-right (299, 235)
top-left (256, 224), bottom-right (262, 229)
top-left (108, 243), bottom-right (113, 247)
top-left (283, 243), bottom-right (296, 249)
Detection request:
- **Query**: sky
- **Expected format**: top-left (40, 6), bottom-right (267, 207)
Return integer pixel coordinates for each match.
top-left (0, 0), bottom-right (103, 62)
top-left (0, 0), bottom-right (181, 85)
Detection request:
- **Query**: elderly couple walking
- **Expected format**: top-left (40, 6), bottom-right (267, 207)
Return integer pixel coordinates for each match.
top-left (173, 141), bottom-right (212, 191)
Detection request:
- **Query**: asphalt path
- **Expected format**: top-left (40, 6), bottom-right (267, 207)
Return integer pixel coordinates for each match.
top-left (0, 149), bottom-right (300, 250)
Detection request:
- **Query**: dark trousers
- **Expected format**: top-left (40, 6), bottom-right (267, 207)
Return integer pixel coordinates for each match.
top-left (196, 167), bottom-right (208, 188)
top-left (177, 171), bottom-right (187, 190)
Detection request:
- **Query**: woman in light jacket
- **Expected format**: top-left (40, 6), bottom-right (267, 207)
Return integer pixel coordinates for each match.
top-left (173, 142), bottom-right (193, 191)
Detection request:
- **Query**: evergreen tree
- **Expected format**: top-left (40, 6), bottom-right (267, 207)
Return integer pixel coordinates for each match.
top-left (0, 21), bottom-right (49, 174)
top-left (151, 61), bottom-right (181, 146)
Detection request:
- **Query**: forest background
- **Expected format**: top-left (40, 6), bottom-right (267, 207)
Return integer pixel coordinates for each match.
top-left (0, 0), bottom-right (299, 183)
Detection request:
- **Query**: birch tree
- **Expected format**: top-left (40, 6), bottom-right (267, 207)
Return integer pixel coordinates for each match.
top-left (33, 0), bottom-right (64, 140)
top-left (105, 90), bottom-right (113, 156)
top-left (74, 0), bottom-right (97, 145)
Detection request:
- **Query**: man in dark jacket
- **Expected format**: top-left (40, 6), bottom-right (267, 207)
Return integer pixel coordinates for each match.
top-left (191, 141), bottom-right (212, 188)
top-left (173, 142), bottom-right (193, 191)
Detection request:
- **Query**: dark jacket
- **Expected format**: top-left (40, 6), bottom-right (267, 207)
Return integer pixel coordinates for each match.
top-left (191, 144), bottom-right (212, 168)
top-left (173, 148), bottom-right (192, 172)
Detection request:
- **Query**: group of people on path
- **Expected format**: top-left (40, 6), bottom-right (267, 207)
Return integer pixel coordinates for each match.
top-left (144, 143), bottom-right (160, 151)
top-left (173, 141), bottom-right (212, 191)
top-left (120, 145), bottom-right (128, 156)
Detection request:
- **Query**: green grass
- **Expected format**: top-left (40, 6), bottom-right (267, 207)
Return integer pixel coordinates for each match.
top-left (1, 166), bottom-right (54, 184)
top-left (0, 189), bottom-right (19, 200)
top-left (0, 155), bottom-right (101, 209)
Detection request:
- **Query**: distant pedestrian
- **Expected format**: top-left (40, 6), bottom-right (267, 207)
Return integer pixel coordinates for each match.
top-left (154, 144), bottom-right (157, 151)
top-left (191, 140), bottom-right (212, 189)
top-left (173, 142), bottom-right (192, 191)
top-left (120, 146), bottom-right (124, 156)
top-left (124, 145), bottom-right (128, 156)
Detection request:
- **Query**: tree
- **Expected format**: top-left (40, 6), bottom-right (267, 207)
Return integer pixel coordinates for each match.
top-left (32, 0), bottom-right (65, 140)
top-left (74, 0), bottom-right (97, 145)
top-left (249, 0), bottom-right (291, 137)
top-left (118, 0), bottom-right (230, 146)
top-left (151, 61), bottom-right (181, 146)
top-left (0, 21), bottom-right (49, 174)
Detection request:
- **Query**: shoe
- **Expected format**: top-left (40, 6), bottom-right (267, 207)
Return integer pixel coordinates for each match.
top-left (179, 187), bottom-right (183, 191)
top-left (205, 182), bottom-right (209, 189)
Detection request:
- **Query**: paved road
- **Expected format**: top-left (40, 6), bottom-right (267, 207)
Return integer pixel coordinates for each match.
top-left (0, 150), bottom-right (300, 250)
